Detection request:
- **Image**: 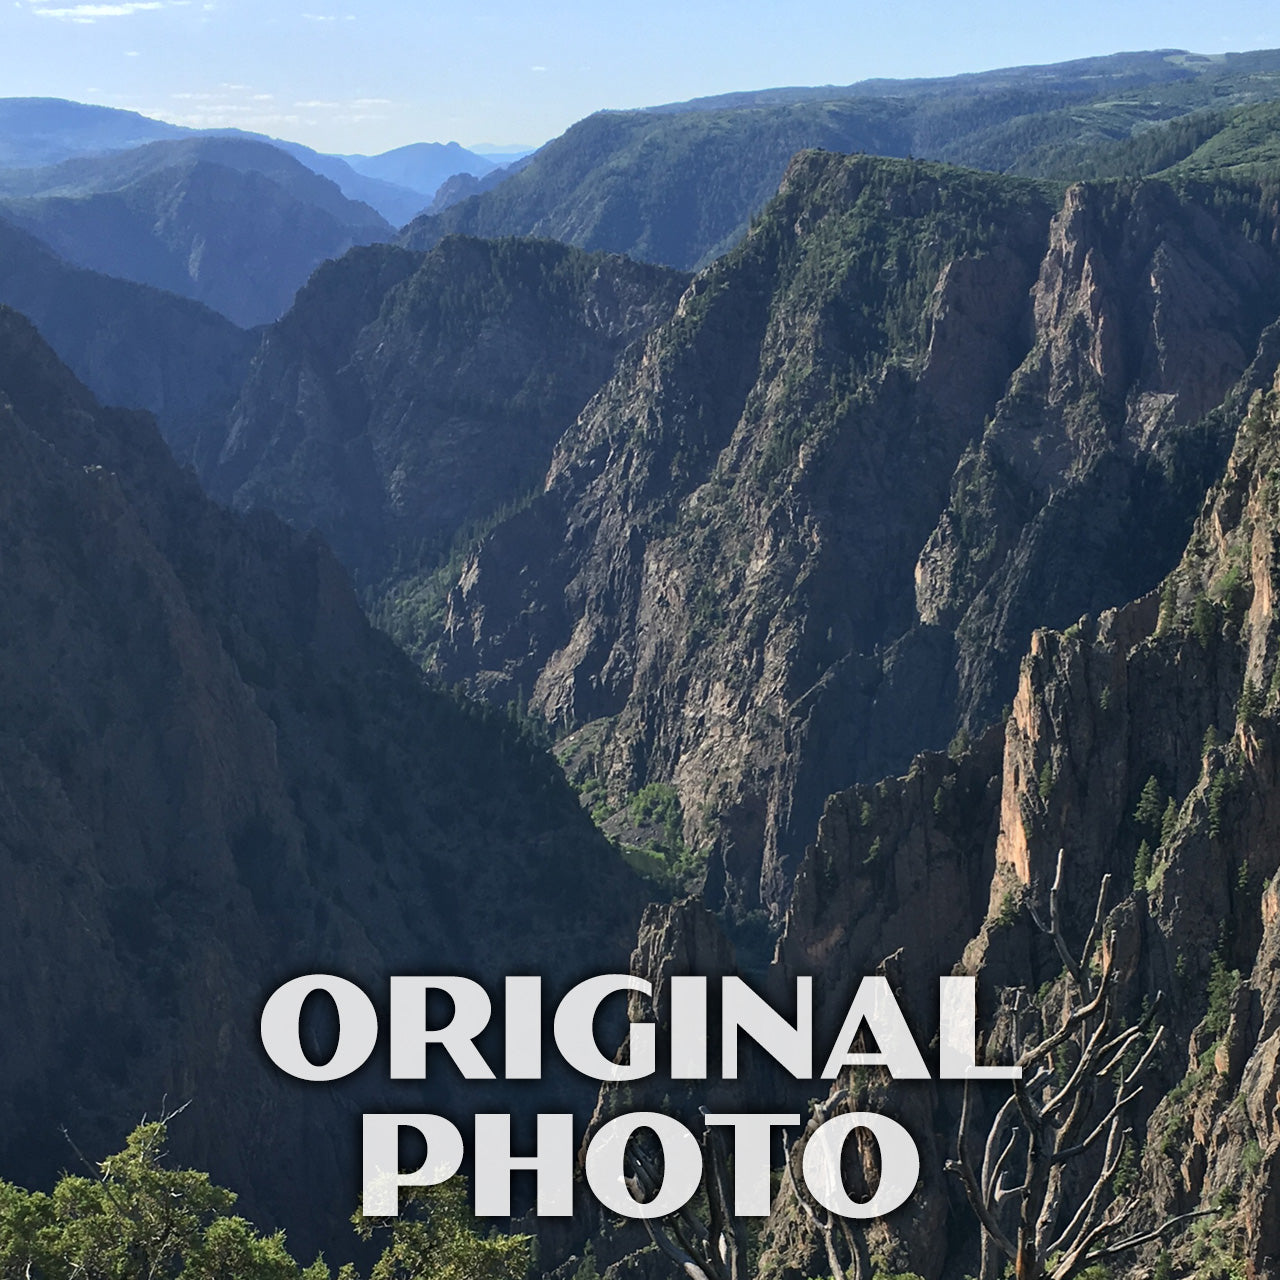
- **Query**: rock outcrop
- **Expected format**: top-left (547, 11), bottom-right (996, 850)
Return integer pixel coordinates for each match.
top-left (202, 236), bottom-right (686, 639)
top-left (436, 153), bottom-right (1280, 917)
top-left (758, 345), bottom-right (1280, 1276)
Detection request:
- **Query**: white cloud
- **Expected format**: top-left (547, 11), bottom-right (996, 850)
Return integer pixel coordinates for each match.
top-left (185, 111), bottom-right (302, 128)
top-left (28, 0), bottom-right (164, 17)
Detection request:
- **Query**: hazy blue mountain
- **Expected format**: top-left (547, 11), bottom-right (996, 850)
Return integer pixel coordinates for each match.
top-left (0, 97), bottom-right (184, 168)
top-left (243, 136), bottom-right (433, 224)
top-left (0, 134), bottom-right (386, 220)
top-left (426, 155), bottom-right (529, 212)
top-left (0, 98), bottom-right (466, 226)
top-left (0, 137), bottom-right (392, 325)
top-left (469, 146), bottom-right (536, 165)
top-left (342, 140), bottom-right (495, 196)
top-left (644, 48), bottom-right (1220, 112)
top-left (0, 214), bottom-right (256, 456)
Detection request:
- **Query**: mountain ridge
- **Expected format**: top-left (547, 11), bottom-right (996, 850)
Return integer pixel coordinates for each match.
top-left (0, 136), bottom-right (393, 326)
top-left (429, 152), bottom-right (1280, 918)
top-left (0, 305), bottom-right (646, 1260)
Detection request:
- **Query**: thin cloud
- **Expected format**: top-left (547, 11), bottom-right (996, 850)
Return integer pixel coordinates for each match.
top-left (139, 103), bottom-right (306, 130)
top-left (27, 0), bottom-right (164, 16)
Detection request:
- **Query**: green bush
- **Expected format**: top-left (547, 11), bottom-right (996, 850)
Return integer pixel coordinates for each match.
top-left (1192, 595), bottom-right (1218, 649)
top-left (0, 1121), bottom-right (532, 1280)
top-left (1134, 775), bottom-right (1163, 827)
top-left (1037, 759), bottom-right (1055, 802)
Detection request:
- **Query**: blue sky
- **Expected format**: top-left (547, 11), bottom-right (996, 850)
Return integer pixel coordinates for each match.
top-left (2, 0), bottom-right (1279, 155)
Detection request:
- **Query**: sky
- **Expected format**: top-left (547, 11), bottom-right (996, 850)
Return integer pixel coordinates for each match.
top-left (2, 0), bottom-right (1280, 156)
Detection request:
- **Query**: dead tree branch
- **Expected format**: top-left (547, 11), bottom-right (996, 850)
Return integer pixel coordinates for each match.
top-left (948, 852), bottom-right (1196, 1280)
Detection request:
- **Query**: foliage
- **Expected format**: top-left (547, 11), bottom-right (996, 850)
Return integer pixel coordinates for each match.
top-left (0, 1122), bottom-right (531, 1280)
top-left (1037, 759), bottom-right (1055, 802)
top-left (995, 888), bottom-right (1021, 928)
top-left (1192, 596), bottom-right (1218, 649)
top-left (1134, 776), bottom-right (1165, 831)
top-left (371, 486), bottom-right (541, 667)
top-left (629, 782), bottom-right (684, 849)
top-left (1236, 678), bottom-right (1262, 727)
top-left (1204, 955), bottom-right (1241, 1040)
top-left (354, 1181), bottom-right (532, 1280)
top-left (1133, 839), bottom-right (1153, 890)
top-left (1207, 766), bottom-right (1238, 841)
top-left (0, 1120), bottom-right (318, 1280)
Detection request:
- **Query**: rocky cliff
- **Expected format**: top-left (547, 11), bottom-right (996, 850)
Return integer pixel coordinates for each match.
top-left (435, 153), bottom-right (1280, 917)
top-left (0, 308), bottom-right (646, 1260)
top-left (202, 235), bottom-right (685, 653)
top-left (756, 342), bottom-right (1280, 1277)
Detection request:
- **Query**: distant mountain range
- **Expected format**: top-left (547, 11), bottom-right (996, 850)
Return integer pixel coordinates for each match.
top-left (402, 47), bottom-right (1280, 269)
top-left (0, 136), bottom-right (391, 327)
top-left (0, 97), bottom-right (502, 224)
top-left (0, 99), bottom-right (533, 326)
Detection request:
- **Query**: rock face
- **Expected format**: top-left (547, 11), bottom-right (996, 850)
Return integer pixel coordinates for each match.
top-left (759, 348), bottom-right (1280, 1276)
top-left (917, 179), bottom-right (1279, 732)
top-left (0, 308), bottom-right (646, 1260)
top-left (435, 152), bottom-right (1280, 916)
top-left (202, 236), bottom-right (686, 633)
